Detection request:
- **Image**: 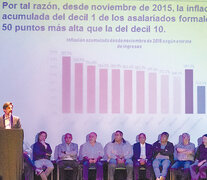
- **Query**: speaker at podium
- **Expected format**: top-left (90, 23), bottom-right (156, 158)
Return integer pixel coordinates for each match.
top-left (0, 129), bottom-right (23, 180)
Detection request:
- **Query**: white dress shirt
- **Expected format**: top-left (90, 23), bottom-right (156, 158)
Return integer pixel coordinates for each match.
top-left (140, 143), bottom-right (146, 159)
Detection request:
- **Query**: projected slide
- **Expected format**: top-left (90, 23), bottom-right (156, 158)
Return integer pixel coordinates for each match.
top-left (60, 56), bottom-right (205, 115)
top-left (1, 0), bottom-right (207, 148)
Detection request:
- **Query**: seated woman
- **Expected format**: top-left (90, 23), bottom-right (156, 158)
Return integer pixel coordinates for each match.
top-left (33, 131), bottom-right (54, 180)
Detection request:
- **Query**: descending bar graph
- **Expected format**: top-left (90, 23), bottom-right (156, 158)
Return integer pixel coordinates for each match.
top-left (61, 55), bottom-right (206, 114)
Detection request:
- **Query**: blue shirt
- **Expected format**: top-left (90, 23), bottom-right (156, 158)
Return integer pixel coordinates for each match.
top-left (81, 142), bottom-right (104, 159)
top-left (55, 142), bottom-right (78, 161)
top-left (106, 141), bottom-right (133, 160)
top-left (175, 142), bottom-right (195, 161)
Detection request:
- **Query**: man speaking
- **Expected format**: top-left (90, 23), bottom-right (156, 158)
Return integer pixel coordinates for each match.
top-left (0, 102), bottom-right (21, 129)
top-left (0, 101), bottom-right (22, 180)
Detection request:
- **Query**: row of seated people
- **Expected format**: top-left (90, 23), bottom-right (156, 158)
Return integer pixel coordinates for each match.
top-left (23, 130), bottom-right (207, 180)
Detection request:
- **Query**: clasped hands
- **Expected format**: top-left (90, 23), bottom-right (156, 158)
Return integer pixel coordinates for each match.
top-left (116, 155), bottom-right (125, 164)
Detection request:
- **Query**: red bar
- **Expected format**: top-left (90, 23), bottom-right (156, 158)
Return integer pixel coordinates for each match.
top-left (87, 66), bottom-right (96, 113)
top-left (173, 76), bottom-right (181, 113)
top-left (149, 73), bottom-right (157, 113)
top-left (75, 63), bottom-right (83, 113)
top-left (112, 69), bottom-right (120, 113)
top-left (136, 71), bottom-right (145, 113)
top-left (99, 69), bottom-right (108, 113)
top-left (124, 70), bottom-right (132, 113)
top-left (161, 75), bottom-right (169, 113)
top-left (62, 56), bottom-right (71, 113)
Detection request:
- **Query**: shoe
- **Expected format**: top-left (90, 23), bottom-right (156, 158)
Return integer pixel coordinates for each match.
top-left (160, 176), bottom-right (165, 180)
top-left (35, 169), bottom-right (43, 176)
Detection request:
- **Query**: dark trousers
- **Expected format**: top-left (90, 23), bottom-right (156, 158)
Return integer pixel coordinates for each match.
top-left (134, 161), bottom-right (153, 180)
top-left (190, 161), bottom-right (207, 180)
top-left (170, 160), bottom-right (193, 180)
top-left (58, 160), bottom-right (78, 180)
top-left (24, 153), bottom-right (36, 170)
top-left (83, 160), bottom-right (103, 180)
top-left (23, 153), bottom-right (35, 180)
top-left (108, 159), bottom-right (133, 180)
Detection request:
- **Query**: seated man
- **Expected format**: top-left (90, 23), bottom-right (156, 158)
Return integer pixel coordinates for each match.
top-left (190, 134), bottom-right (207, 180)
top-left (133, 133), bottom-right (153, 180)
top-left (152, 132), bottom-right (174, 180)
top-left (81, 132), bottom-right (104, 180)
top-left (33, 131), bottom-right (54, 180)
top-left (106, 130), bottom-right (133, 180)
top-left (171, 133), bottom-right (195, 180)
top-left (55, 133), bottom-right (78, 180)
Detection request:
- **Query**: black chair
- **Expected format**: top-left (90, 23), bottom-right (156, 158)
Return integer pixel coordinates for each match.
top-left (56, 163), bottom-right (74, 180)
top-left (114, 167), bottom-right (127, 180)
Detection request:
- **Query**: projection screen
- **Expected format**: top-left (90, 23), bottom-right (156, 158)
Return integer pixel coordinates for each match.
top-left (0, 0), bottom-right (207, 155)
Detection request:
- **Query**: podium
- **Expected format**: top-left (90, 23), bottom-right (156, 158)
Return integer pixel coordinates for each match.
top-left (0, 129), bottom-right (23, 180)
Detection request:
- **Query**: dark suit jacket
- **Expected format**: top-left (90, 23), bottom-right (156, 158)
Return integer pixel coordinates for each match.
top-left (0, 115), bottom-right (21, 129)
top-left (133, 142), bottom-right (153, 164)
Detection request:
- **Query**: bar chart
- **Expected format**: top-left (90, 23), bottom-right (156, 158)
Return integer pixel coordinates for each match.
top-left (61, 55), bottom-right (206, 115)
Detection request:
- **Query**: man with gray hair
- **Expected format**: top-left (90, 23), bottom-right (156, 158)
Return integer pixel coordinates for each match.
top-left (170, 133), bottom-right (195, 180)
top-left (81, 132), bottom-right (104, 180)
top-left (55, 133), bottom-right (79, 180)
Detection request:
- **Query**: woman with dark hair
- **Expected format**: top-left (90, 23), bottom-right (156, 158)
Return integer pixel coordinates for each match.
top-left (33, 131), bottom-right (54, 180)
